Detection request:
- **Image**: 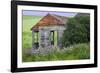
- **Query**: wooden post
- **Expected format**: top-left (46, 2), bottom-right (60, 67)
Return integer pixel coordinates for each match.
top-left (32, 30), bottom-right (34, 48)
top-left (37, 31), bottom-right (38, 42)
top-left (52, 31), bottom-right (54, 46)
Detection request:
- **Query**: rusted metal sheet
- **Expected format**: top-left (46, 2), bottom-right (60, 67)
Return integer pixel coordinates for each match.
top-left (31, 13), bottom-right (68, 30)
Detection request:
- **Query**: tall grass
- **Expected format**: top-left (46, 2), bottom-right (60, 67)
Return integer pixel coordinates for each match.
top-left (23, 43), bottom-right (90, 62)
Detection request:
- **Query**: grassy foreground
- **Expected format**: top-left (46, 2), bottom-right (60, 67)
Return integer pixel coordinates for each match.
top-left (22, 43), bottom-right (90, 62)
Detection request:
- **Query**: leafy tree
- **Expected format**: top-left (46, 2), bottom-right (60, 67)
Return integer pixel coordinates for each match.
top-left (62, 15), bottom-right (90, 47)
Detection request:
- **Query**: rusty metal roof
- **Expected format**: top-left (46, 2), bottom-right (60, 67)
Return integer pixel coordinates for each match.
top-left (31, 13), bottom-right (68, 30)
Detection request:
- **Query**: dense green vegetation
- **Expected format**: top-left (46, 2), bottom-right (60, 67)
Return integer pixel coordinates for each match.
top-left (23, 43), bottom-right (90, 62)
top-left (62, 15), bottom-right (90, 47)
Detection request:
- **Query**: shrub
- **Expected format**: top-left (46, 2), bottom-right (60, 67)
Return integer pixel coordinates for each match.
top-left (62, 15), bottom-right (90, 47)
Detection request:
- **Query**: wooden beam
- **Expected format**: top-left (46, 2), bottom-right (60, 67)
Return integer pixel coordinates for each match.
top-left (37, 31), bottom-right (39, 43)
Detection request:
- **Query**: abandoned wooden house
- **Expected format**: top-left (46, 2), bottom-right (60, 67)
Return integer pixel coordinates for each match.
top-left (31, 13), bottom-right (68, 49)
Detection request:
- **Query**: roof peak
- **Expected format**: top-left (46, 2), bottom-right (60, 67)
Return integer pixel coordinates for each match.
top-left (46, 13), bottom-right (63, 17)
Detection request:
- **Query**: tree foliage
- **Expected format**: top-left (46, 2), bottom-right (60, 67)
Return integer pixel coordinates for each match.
top-left (62, 15), bottom-right (90, 47)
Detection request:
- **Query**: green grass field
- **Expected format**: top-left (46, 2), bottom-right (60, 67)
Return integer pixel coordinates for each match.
top-left (22, 15), bottom-right (43, 49)
top-left (22, 15), bottom-right (90, 62)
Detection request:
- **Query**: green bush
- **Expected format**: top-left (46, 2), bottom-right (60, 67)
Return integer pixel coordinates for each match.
top-left (62, 15), bottom-right (90, 47)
